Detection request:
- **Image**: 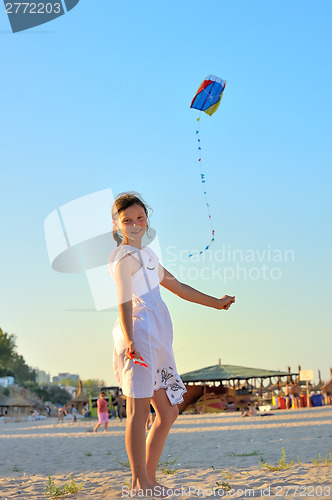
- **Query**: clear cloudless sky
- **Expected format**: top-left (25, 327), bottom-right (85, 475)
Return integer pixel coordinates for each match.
top-left (0, 0), bottom-right (331, 385)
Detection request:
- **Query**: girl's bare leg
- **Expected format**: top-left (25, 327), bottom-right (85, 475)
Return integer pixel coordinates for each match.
top-left (146, 389), bottom-right (179, 486)
top-left (125, 396), bottom-right (156, 494)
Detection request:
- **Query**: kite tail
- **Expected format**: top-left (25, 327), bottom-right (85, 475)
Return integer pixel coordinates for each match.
top-left (188, 114), bottom-right (215, 258)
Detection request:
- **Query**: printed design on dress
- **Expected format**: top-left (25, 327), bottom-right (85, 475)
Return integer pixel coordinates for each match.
top-left (146, 258), bottom-right (155, 271)
top-left (169, 383), bottom-right (182, 392)
top-left (154, 367), bottom-right (187, 404)
top-left (161, 369), bottom-right (173, 384)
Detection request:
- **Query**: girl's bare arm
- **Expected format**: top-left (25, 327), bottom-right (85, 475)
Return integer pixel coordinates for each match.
top-left (159, 265), bottom-right (235, 310)
top-left (114, 255), bottom-right (140, 357)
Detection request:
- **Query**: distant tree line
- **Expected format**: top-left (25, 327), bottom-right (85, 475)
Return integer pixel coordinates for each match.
top-left (0, 328), bottom-right (105, 405)
top-left (0, 328), bottom-right (36, 385)
top-left (57, 377), bottom-right (105, 397)
top-left (0, 328), bottom-right (71, 404)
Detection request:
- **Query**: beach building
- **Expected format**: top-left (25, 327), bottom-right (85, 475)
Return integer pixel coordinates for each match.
top-left (0, 376), bottom-right (15, 388)
top-left (32, 368), bottom-right (50, 385)
top-left (179, 360), bottom-right (297, 413)
top-left (52, 373), bottom-right (79, 384)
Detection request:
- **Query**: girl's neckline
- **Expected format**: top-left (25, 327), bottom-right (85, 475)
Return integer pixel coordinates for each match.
top-left (119, 244), bottom-right (147, 250)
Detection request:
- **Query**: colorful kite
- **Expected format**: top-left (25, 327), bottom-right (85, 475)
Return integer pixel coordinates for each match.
top-left (190, 75), bottom-right (226, 116)
top-left (189, 75), bottom-right (226, 258)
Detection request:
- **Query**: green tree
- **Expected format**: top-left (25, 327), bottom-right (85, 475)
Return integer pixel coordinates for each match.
top-left (24, 381), bottom-right (49, 401)
top-left (11, 354), bottom-right (36, 386)
top-left (24, 381), bottom-right (72, 405)
top-left (0, 328), bottom-right (16, 376)
top-left (82, 379), bottom-right (105, 397)
top-left (0, 327), bottom-right (36, 384)
top-left (55, 379), bottom-right (105, 397)
top-left (47, 385), bottom-right (72, 405)
top-left (58, 378), bottom-right (78, 387)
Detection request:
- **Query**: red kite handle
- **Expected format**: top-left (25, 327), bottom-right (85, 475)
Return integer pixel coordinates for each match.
top-left (129, 352), bottom-right (148, 368)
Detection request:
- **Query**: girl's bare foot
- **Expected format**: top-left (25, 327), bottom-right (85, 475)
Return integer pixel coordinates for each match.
top-left (130, 480), bottom-right (154, 497)
top-left (131, 480), bottom-right (172, 497)
top-left (153, 484), bottom-right (173, 498)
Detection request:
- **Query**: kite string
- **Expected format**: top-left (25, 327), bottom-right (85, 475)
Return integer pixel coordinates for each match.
top-left (189, 113), bottom-right (215, 258)
top-left (174, 316), bottom-right (221, 355)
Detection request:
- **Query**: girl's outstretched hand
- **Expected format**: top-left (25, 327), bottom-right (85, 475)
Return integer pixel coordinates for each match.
top-left (125, 341), bottom-right (140, 360)
top-left (219, 295), bottom-right (235, 310)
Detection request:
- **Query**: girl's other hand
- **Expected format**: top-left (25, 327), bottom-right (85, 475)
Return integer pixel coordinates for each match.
top-left (219, 295), bottom-right (235, 310)
top-left (125, 341), bottom-right (140, 360)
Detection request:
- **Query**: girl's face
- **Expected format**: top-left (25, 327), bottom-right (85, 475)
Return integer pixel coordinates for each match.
top-left (114, 203), bottom-right (147, 246)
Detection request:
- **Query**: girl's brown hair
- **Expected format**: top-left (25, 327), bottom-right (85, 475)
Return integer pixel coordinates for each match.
top-left (111, 192), bottom-right (151, 246)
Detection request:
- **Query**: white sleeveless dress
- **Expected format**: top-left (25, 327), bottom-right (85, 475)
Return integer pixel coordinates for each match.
top-left (109, 245), bottom-right (187, 405)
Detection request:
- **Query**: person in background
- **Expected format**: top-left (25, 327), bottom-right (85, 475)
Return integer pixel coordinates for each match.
top-left (94, 391), bottom-right (109, 432)
top-left (145, 404), bottom-right (156, 431)
top-left (284, 381), bottom-right (291, 409)
top-left (241, 402), bottom-right (257, 417)
top-left (57, 404), bottom-right (64, 423)
top-left (114, 392), bottom-right (126, 422)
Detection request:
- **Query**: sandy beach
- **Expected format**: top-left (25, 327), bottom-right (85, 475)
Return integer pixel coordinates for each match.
top-left (1, 406), bottom-right (331, 499)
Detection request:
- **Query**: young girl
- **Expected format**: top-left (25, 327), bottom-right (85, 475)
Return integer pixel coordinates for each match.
top-left (109, 192), bottom-right (235, 497)
top-left (94, 391), bottom-right (109, 433)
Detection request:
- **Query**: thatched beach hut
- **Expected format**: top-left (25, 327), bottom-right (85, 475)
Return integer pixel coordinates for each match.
top-left (70, 379), bottom-right (89, 413)
top-left (20, 388), bottom-right (45, 412)
top-left (6, 388), bottom-right (31, 419)
top-left (0, 391), bottom-right (9, 417)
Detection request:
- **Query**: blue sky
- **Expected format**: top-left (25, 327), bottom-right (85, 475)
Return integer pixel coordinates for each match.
top-left (1, 0), bottom-right (331, 385)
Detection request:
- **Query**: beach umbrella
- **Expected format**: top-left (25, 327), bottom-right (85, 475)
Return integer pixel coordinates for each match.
top-left (320, 369), bottom-right (332, 404)
top-left (320, 382), bottom-right (332, 395)
top-left (312, 370), bottom-right (324, 392)
top-left (319, 369), bottom-right (332, 393)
